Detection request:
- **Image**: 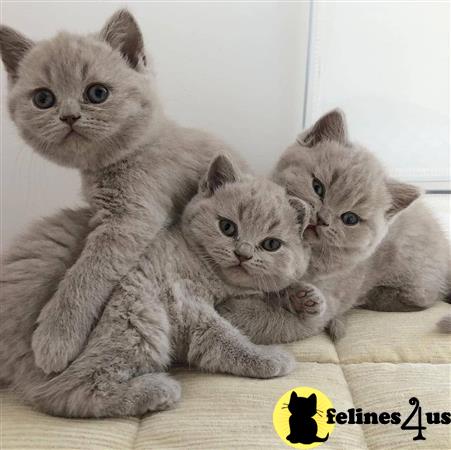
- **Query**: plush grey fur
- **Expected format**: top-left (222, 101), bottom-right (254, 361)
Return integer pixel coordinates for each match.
top-left (0, 9), bottom-right (248, 374)
top-left (1, 156), bottom-right (310, 417)
top-left (220, 110), bottom-right (451, 342)
top-left (1, 208), bottom-right (91, 386)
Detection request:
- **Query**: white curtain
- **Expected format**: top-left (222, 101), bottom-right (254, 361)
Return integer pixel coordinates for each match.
top-left (304, 1), bottom-right (449, 183)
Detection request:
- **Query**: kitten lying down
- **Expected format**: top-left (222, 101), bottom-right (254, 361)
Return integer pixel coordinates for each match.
top-left (1, 155), bottom-right (311, 418)
top-left (220, 110), bottom-right (451, 341)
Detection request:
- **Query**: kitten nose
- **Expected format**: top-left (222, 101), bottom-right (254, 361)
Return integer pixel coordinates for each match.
top-left (60, 114), bottom-right (81, 126)
top-left (317, 213), bottom-right (329, 227)
top-left (234, 251), bottom-right (252, 262)
top-left (234, 242), bottom-right (253, 262)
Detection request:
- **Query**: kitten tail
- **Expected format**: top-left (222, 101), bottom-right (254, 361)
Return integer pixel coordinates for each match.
top-left (437, 315), bottom-right (451, 333)
top-left (446, 257), bottom-right (451, 304)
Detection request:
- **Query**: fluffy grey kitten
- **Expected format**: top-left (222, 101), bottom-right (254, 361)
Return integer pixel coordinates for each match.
top-left (219, 110), bottom-right (451, 342)
top-left (1, 155), bottom-right (310, 418)
top-left (0, 9), bottom-right (247, 375)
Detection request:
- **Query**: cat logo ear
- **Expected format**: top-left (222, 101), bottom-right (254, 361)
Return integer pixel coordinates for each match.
top-left (201, 154), bottom-right (239, 195)
top-left (100, 9), bottom-right (147, 71)
top-left (274, 387), bottom-right (334, 446)
top-left (0, 25), bottom-right (34, 82)
top-left (297, 109), bottom-right (348, 148)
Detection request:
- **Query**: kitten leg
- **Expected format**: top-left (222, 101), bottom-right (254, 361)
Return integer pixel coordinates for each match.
top-left (218, 284), bottom-right (332, 345)
top-left (187, 304), bottom-right (295, 378)
top-left (31, 369), bottom-right (180, 418)
top-left (0, 208), bottom-right (91, 385)
top-left (360, 285), bottom-right (432, 312)
top-left (24, 273), bottom-right (179, 418)
top-left (32, 187), bottom-right (171, 374)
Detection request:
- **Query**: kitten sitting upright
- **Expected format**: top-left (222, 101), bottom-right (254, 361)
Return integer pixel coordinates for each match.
top-left (2, 155), bottom-right (310, 418)
top-left (219, 110), bottom-right (450, 342)
top-left (0, 9), bottom-right (246, 374)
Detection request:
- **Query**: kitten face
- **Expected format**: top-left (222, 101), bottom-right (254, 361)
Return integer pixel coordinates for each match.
top-left (275, 140), bottom-right (389, 259)
top-left (183, 156), bottom-right (310, 292)
top-left (273, 110), bottom-right (420, 272)
top-left (1, 10), bottom-right (157, 170)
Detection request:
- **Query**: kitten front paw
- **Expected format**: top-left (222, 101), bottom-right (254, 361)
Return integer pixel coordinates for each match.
top-left (287, 284), bottom-right (326, 318)
top-left (250, 346), bottom-right (296, 378)
top-left (32, 297), bottom-right (84, 374)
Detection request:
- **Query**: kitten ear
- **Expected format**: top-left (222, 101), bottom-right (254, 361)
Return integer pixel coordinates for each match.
top-left (308, 393), bottom-right (317, 405)
top-left (0, 25), bottom-right (34, 81)
top-left (288, 197), bottom-right (311, 235)
top-left (297, 109), bottom-right (348, 147)
top-left (201, 155), bottom-right (238, 195)
top-left (386, 179), bottom-right (421, 219)
top-left (100, 9), bottom-right (146, 71)
top-left (290, 391), bottom-right (298, 401)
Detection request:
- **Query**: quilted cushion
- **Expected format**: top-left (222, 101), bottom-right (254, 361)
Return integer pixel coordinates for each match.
top-left (2, 302), bottom-right (450, 450)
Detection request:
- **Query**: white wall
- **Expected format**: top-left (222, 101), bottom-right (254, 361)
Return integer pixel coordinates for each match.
top-left (1, 1), bottom-right (309, 247)
top-left (305, 1), bottom-right (449, 182)
top-left (2, 2), bottom-right (449, 250)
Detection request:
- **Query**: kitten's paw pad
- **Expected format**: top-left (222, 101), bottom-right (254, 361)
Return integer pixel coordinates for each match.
top-left (288, 285), bottom-right (326, 317)
top-left (252, 346), bottom-right (296, 378)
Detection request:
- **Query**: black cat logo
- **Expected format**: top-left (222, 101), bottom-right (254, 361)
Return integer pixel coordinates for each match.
top-left (285, 391), bottom-right (329, 445)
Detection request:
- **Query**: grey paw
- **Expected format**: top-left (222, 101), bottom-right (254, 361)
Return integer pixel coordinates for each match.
top-left (146, 375), bottom-right (182, 412)
top-left (251, 346), bottom-right (296, 378)
top-left (288, 284), bottom-right (326, 317)
top-left (128, 374), bottom-right (182, 415)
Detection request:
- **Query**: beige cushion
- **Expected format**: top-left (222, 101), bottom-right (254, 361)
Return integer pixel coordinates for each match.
top-left (343, 363), bottom-right (451, 449)
top-left (336, 302), bottom-right (451, 364)
top-left (2, 303), bottom-right (450, 449)
top-left (1, 389), bottom-right (138, 449)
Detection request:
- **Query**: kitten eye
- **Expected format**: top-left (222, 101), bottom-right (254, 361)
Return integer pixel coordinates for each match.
top-left (219, 218), bottom-right (237, 237)
top-left (341, 211), bottom-right (360, 226)
top-left (32, 89), bottom-right (56, 109)
top-left (86, 84), bottom-right (109, 104)
top-left (312, 177), bottom-right (325, 199)
top-left (261, 238), bottom-right (282, 252)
